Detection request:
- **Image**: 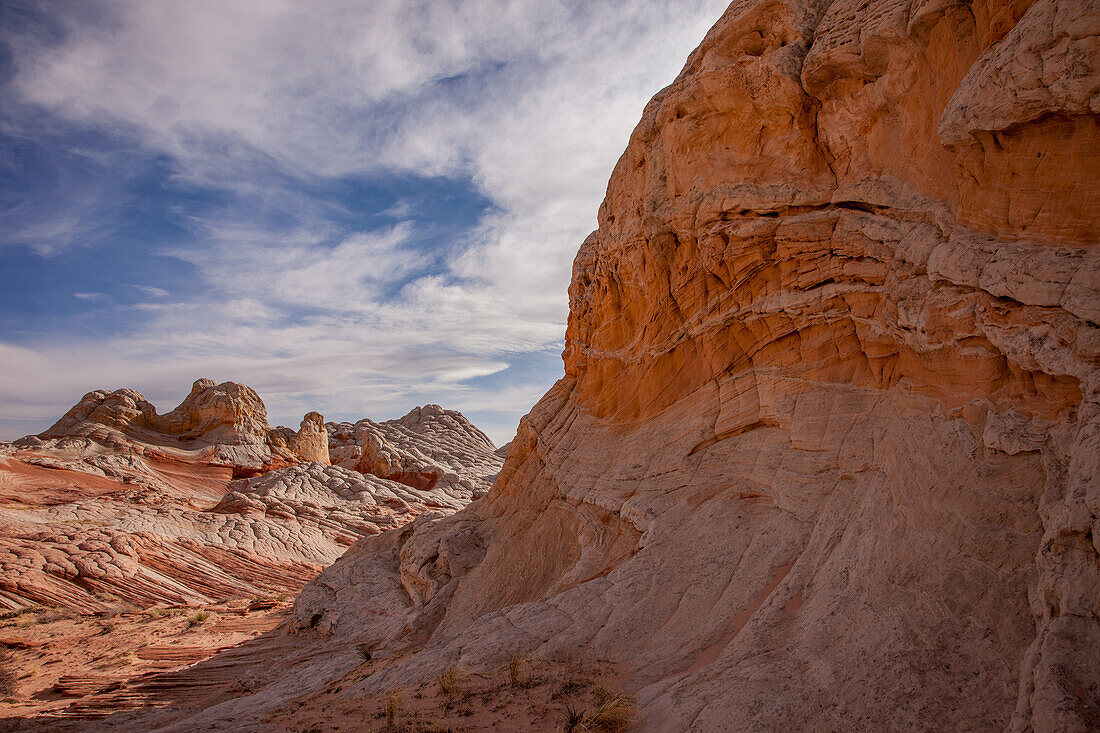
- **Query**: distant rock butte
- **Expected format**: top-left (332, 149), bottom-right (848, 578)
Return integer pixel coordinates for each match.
top-left (0, 381), bottom-right (501, 613)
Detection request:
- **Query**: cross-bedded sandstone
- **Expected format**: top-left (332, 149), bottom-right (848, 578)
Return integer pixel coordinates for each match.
top-left (0, 387), bottom-right (500, 617)
top-left (5, 1), bottom-right (1096, 730)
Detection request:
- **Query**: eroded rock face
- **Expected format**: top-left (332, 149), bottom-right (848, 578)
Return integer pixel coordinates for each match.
top-left (38, 381), bottom-right (358, 477)
top-left (290, 412), bottom-right (331, 465)
top-left (329, 405), bottom-right (502, 500)
top-left (0, 447), bottom-right (425, 612)
top-left (39, 379), bottom-right (291, 473)
top-left (44, 379), bottom-right (269, 445)
top-left (151, 378), bottom-right (271, 446)
top-left (280, 2), bottom-right (1098, 732)
top-left (0, 389), bottom-right (498, 615)
top-left (40, 3), bottom-right (1096, 731)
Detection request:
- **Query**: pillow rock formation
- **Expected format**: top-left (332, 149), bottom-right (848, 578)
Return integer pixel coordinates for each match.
top-left (38, 379), bottom-right (311, 475)
top-left (4, 0), bottom-right (1098, 730)
top-left (0, 381), bottom-right (502, 614)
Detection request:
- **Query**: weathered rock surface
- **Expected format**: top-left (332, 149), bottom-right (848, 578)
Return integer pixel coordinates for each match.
top-left (0, 599), bottom-right (293, 723)
top-left (289, 412), bottom-right (330, 465)
top-left (328, 404), bottom-right (502, 499)
top-left (8, 1), bottom-right (1097, 731)
top-left (38, 379), bottom-right (304, 475)
top-left (116, 2), bottom-right (1096, 732)
top-left (0, 387), bottom-right (499, 616)
top-left (386, 2), bottom-right (1096, 726)
top-left (0, 460), bottom-right (448, 612)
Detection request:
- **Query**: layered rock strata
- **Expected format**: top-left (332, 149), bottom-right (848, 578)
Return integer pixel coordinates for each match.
top-left (10, 1), bottom-right (1098, 731)
top-left (264, 2), bottom-right (1099, 731)
top-left (0, 386), bottom-right (501, 614)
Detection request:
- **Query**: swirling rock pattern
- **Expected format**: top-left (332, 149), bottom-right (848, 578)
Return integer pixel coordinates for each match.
top-left (328, 404), bottom-right (503, 499)
top-left (5, 2), bottom-right (1097, 730)
top-left (203, 2), bottom-right (1095, 732)
top-left (0, 390), bottom-right (500, 615)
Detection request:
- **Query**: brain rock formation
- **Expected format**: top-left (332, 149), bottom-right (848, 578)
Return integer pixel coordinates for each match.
top-left (328, 404), bottom-right (502, 499)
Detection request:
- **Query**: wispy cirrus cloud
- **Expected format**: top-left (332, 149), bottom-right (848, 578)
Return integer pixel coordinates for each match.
top-left (0, 0), bottom-right (730, 444)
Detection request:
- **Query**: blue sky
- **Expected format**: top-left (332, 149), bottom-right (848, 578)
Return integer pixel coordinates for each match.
top-left (0, 0), bottom-right (729, 445)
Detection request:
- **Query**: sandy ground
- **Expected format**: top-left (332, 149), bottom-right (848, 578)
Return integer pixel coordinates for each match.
top-left (266, 655), bottom-right (638, 732)
top-left (0, 605), bottom-right (640, 732)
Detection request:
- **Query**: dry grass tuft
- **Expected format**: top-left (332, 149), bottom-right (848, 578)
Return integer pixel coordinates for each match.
top-left (186, 611), bottom-right (210, 627)
top-left (559, 688), bottom-right (639, 732)
top-left (591, 684), bottom-right (616, 705)
top-left (561, 704), bottom-right (587, 733)
top-left (584, 691), bottom-right (639, 732)
top-left (435, 664), bottom-right (471, 697)
top-left (384, 690), bottom-right (403, 728)
top-left (0, 651), bottom-right (17, 699)
top-left (507, 655), bottom-right (534, 688)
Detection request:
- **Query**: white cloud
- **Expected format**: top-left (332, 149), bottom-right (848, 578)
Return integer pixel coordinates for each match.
top-left (131, 285), bottom-right (169, 299)
top-left (171, 222), bottom-right (426, 311)
top-left (0, 0), bottom-right (731, 444)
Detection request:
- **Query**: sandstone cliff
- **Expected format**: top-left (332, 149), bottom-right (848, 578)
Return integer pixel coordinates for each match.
top-left (283, 1), bottom-right (1096, 731)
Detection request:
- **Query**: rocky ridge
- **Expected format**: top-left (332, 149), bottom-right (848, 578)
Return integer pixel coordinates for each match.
top-left (328, 404), bottom-right (501, 499)
top-left (0, 381), bottom-right (501, 614)
top-left (35, 379), bottom-right (317, 475)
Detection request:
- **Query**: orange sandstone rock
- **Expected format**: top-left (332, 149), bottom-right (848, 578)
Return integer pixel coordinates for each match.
top-left (283, 2), bottom-right (1099, 732)
top-left (55, 3), bottom-right (1098, 731)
